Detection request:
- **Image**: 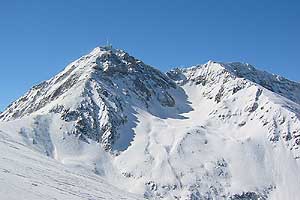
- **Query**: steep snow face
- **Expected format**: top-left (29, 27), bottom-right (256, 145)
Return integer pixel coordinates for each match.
top-left (111, 61), bottom-right (300, 199)
top-left (167, 61), bottom-right (300, 159)
top-left (0, 47), bottom-right (186, 151)
top-left (1, 50), bottom-right (300, 200)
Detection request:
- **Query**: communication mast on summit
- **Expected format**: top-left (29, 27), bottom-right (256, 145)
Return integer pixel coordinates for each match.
top-left (106, 38), bottom-right (112, 49)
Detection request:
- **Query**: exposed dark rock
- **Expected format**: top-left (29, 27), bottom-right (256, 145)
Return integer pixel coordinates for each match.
top-left (215, 86), bottom-right (225, 103)
top-left (229, 192), bottom-right (267, 200)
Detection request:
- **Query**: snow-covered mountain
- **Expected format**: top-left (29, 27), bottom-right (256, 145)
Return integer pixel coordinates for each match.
top-left (0, 47), bottom-right (300, 200)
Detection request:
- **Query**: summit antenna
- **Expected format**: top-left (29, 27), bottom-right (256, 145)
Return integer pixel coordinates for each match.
top-left (106, 38), bottom-right (112, 49)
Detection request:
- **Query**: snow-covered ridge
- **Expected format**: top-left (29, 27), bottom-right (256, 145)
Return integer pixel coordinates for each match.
top-left (168, 61), bottom-right (300, 158)
top-left (0, 46), bottom-right (176, 121)
top-left (168, 60), bottom-right (300, 104)
top-left (0, 48), bottom-right (300, 199)
top-left (0, 46), bottom-right (182, 151)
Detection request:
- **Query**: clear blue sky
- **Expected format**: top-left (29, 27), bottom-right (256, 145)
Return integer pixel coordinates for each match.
top-left (0, 0), bottom-right (299, 111)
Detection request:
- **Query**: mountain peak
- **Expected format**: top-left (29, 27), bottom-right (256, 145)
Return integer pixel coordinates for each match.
top-left (90, 46), bottom-right (123, 56)
top-left (197, 60), bottom-right (255, 76)
top-left (1, 47), bottom-right (300, 199)
top-left (0, 46), bottom-right (177, 121)
top-left (168, 61), bottom-right (300, 104)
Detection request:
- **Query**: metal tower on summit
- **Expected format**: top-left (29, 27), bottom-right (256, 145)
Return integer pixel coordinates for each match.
top-left (105, 38), bottom-right (112, 49)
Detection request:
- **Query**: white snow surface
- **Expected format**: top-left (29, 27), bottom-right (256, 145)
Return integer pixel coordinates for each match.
top-left (1, 47), bottom-right (300, 199)
top-left (0, 120), bottom-right (141, 200)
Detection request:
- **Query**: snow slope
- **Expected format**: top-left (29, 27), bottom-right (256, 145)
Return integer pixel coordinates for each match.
top-left (0, 120), bottom-right (141, 200)
top-left (1, 47), bottom-right (300, 199)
